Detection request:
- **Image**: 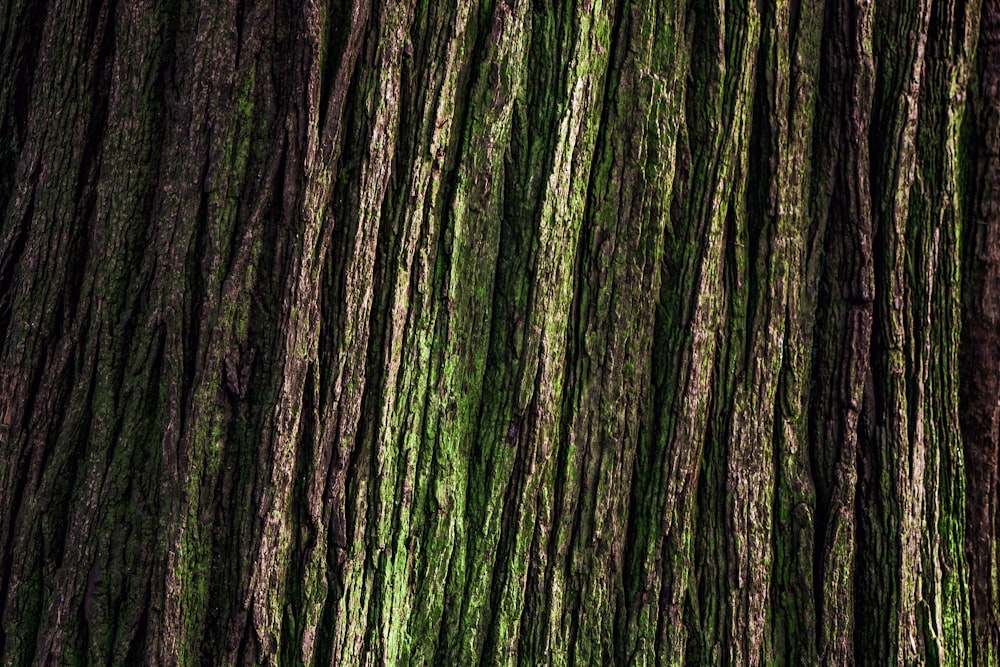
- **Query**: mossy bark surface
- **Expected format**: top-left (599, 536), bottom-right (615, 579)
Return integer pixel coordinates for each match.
top-left (1, 0), bottom-right (998, 664)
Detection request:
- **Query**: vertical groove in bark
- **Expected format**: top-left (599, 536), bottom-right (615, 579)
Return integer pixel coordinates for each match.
top-left (807, 0), bottom-right (875, 662)
top-left (0, 0), bottom-right (994, 664)
top-left (962, 2), bottom-right (1000, 664)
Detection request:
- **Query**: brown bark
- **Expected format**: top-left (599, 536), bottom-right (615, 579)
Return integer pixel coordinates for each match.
top-left (0, 0), bottom-right (996, 664)
top-left (961, 3), bottom-right (1000, 663)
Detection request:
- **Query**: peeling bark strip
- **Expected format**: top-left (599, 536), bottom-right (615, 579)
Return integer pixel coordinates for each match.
top-left (0, 0), bottom-right (996, 664)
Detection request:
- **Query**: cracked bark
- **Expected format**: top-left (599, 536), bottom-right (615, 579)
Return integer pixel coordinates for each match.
top-left (0, 0), bottom-right (997, 664)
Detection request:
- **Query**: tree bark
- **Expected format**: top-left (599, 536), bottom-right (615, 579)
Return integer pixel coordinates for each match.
top-left (0, 0), bottom-right (997, 664)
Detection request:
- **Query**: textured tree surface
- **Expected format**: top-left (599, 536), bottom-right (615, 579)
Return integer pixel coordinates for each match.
top-left (1, 0), bottom-right (999, 664)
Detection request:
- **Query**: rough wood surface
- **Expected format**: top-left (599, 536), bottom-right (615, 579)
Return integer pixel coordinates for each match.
top-left (0, 0), bottom-right (997, 664)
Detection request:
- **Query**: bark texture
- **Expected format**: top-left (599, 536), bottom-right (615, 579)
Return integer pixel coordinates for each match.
top-left (0, 0), bottom-right (997, 664)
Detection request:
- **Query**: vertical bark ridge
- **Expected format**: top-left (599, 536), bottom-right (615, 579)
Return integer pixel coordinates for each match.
top-left (612, 3), bottom-right (689, 666)
top-left (766, 0), bottom-right (824, 661)
top-left (908, 0), bottom-right (980, 660)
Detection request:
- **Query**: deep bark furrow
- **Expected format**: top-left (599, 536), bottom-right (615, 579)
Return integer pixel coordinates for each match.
top-left (961, 2), bottom-right (1000, 664)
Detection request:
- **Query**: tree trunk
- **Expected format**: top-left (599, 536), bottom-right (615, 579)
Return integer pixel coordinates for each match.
top-left (0, 0), bottom-right (997, 664)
